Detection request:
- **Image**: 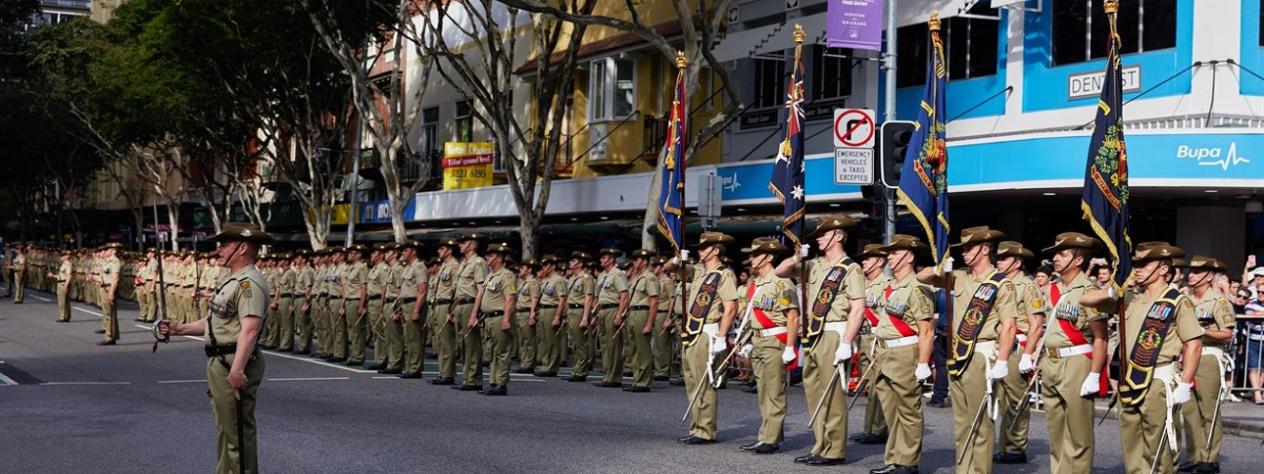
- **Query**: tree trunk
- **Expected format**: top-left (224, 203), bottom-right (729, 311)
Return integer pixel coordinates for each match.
top-left (518, 216), bottom-right (538, 260)
top-left (165, 204), bottom-right (180, 251)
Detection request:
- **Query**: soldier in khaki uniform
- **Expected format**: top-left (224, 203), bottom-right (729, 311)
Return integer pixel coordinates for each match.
top-left (469, 243), bottom-right (517, 395)
top-left (365, 245), bottom-right (390, 370)
top-left (52, 250), bottom-right (73, 322)
top-left (273, 254), bottom-right (300, 351)
top-left (592, 248), bottom-right (630, 388)
top-left (870, 235), bottom-right (936, 474)
top-left (1082, 242), bottom-right (1204, 474)
top-left (396, 241), bottom-right (429, 378)
top-left (854, 244), bottom-right (893, 446)
top-left (291, 250), bottom-right (315, 354)
top-left (563, 252), bottom-right (596, 382)
top-left (773, 217), bottom-right (866, 464)
top-left (325, 248), bottom-right (351, 363)
top-left (98, 243), bottom-right (123, 345)
top-left (140, 250), bottom-right (159, 323)
top-left (673, 232), bottom-right (739, 445)
top-left (918, 226), bottom-right (1019, 474)
top-left (158, 222), bottom-right (271, 474)
top-left (534, 255), bottom-right (568, 377)
top-left (1180, 256), bottom-right (1234, 473)
top-left (342, 245), bottom-right (371, 366)
top-left (993, 241), bottom-right (1049, 465)
top-left (310, 249), bottom-right (331, 358)
top-left (734, 238), bottom-right (799, 454)
top-left (617, 250), bottom-right (658, 392)
top-left (453, 234), bottom-right (489, 390)
top-left (11, 244), bottom-right (26, 303)
top-left (378, 245), bottom-right (406, 374)
top-left (653, 256), bottom-right (678, 381)
top-left (428, 239), bottom-right (461, 385)
top-left (510, 259), bottom-right (540, 374)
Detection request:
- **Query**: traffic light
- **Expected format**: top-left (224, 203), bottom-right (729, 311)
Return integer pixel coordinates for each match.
top-left (879, 120), bottom-right (916, 189)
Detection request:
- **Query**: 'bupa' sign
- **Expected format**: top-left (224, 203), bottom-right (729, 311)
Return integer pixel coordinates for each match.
top-left (1067, 66), bottom-right (1141, 100)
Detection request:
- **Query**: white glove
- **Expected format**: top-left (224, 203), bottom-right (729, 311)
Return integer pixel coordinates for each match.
top-left (944, 256), bottom-right (954, 272)
top-left (833, 342), bottom-right (852, 366)
top-left (1080, 372), bottom-right (1101, 397)
top-left (680, 250), bottom-right (690, 262)
top-left (709, 334), bottom-right (726, 355)
top-left (1171, 382), bottom-right (1193, 404)
top-left (799, 244), bottom-right (810, 258)
top-left (781, 346), bottom-right (796, 364)
top-left (738, 344), bottom-right (753, 358)
top-left (1018, 353), bottom-right (1036, 374)
top-left (915, 363), bottom-right (931, 382)
top-left (989, 360), bottom-right (1009, 380)
top-left (1107, 285), bottom-right (1118, 299)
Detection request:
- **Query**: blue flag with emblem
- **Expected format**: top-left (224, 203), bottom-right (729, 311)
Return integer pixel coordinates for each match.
top-left (657, 53), bottom-right (688, 252)
top-left (1080, 3), bottom-right (1132, 289)
top-left (770, 25), bottom-right (807, 246)
top-left (896, 14), bottom-right (951, 271)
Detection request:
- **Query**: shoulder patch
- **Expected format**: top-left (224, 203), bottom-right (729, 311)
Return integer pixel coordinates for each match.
top-left (240, 280), bottom-right (251, 290)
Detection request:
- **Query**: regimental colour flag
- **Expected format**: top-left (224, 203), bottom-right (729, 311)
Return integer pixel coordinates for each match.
top-left (657, 52), bottom-right (688, 253)
top-left (1080, 4), bottom-right (1132, 289)
top-left (770, 25), bottom-right (808, 246)
top-left (896, 14), bottom-right (951, 271)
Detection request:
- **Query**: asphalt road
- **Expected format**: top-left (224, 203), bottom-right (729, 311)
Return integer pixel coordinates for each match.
top-left (2, 289), bottom-right (1261, 473)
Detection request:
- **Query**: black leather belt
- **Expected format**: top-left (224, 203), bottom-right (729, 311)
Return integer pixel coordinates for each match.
top-left (434, 299), bottom-right (453, 305)
top-left (400, 297), bottom-right (417, 304)
top-left (630, 305), bottom-right (650, 310)
top-left (483, 310), bottom-right (505, 317)
top-left (569, 304), bottom-right (585, 309)
top-left (279, 293), bottom-right (295, 298)
top-left (205, 344), bottom-right (237, 358)
top-left (539, 304), bottom-right (558, 309)
top-left (599, 303), bottom-right (617, 309)
top-left (330, 296), bottom-right (344, 299)
top-left (368, 295), bottom-right (382, 300)
top-left (457, 298), bottom-right (475, 304)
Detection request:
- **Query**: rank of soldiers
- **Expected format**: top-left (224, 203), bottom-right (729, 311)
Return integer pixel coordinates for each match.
top-left (1, 216), bottom-right (1236, 474)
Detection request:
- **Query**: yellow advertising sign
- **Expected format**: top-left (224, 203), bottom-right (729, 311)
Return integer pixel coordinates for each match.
top-left (443, 142), bottom-right (494, 190)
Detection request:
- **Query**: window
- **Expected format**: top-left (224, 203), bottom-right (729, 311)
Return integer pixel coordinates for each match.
top-left (1053, 0), bottom-right (1176, 66)
top-left (812, 46), bottom-right (854, 101)
top-left (897, 10), bottom-right (998, 87)
top-left (420, 107), bottom-right (440, 180)
top-left (752, 58), bottom-right (786, 109)
top-left (896, 24), bottom-right (928, 87)
top-left (455, 99), bottom-right (473, 143)
top-left (588, 57), bottom-right (636, 121)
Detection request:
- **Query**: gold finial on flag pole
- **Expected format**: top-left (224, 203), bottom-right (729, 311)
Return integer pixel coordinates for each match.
top-left (1104, 0), bottom-right (1118, 14)
top-left (676, 50), bottom-right (687, 68)
top-left (929, 10), bottom-right (941, 32)
top-left (793, 23), bottom-right (806, 44)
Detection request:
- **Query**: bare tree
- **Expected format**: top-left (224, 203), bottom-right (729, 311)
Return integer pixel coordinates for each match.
top-left (494, 0), bottom-right (743, 250)
top-left (418, 0), bottom-right (595, 258)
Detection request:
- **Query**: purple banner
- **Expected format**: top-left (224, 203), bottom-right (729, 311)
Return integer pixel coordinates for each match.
top-left (826, 0), bottom-right (883, 52)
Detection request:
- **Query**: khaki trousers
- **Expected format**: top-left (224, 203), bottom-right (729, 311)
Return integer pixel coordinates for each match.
top-left (1182, 356), bottom-right (1225, 464)
top-left (1038, 353), bottom-right (1095, 474)
top-left (535, 308), bottom-right (563, 373)
top-left (751, 333), bottom-right (787, 445)
top-left (949, 349), bottom-right (996, 474)
top-left (1119, 372), bottom-right (1180, 474)
top-left (514, 310), bottom-right (536, 370)
top-left (56, 283), bottom-right (71, 321)
top-left (371, 298), bottom-right (389, 366)
top-left (331, 298), bottom-right (348, 359)
top-left (566, 307), bottom-right (592, 377)
top-left (803, 330), bottom-right (847, 459)
top-left (206, 353), bottom-right (264, 474)
top-left (346, 298), bottom-right (367, 363)
top-left (625, 310), bottom-right (653, 388)
top-left (295, 299), bottom-right (313, 353)
top-left (102, 291), bottom-right (118, 341)
top-left (682, 332), bottom-right (721, 440)
top-left (275, 297), bottom-right (295, 351)
top-left (998, 349), bottom-right (1031, 455)
top-left (861, 333), bottom-right (888, 435)
top-left (875, 343), bottom-right (923, 467)
top-left (383, 303), bottom-right (404, 370)
top-left (430, 303), bottom-right (457, 379)
top-left (401, 302), bottom-right (425, 374)
top-left (486, 314), bottom-right (512, 387)
top-left (653, 324), bottom-right (676, 378)
top-left (454, 302), bottom-right (482, 386)
top-left (598, 307), bottom-right (623, 384)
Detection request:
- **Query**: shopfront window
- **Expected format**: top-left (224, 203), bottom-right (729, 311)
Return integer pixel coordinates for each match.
top-left (1053, 0), bottom-right (1176, 66)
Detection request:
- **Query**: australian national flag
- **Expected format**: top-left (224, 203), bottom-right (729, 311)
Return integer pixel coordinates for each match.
top-left (896, 22), bottom-right (951, 271)
top-left (770, 35), bottom-right (807, 246)
top-left (1080, 12), bottom-right (1132, 289)
top-left (657, 59), bottom-right (687, 252)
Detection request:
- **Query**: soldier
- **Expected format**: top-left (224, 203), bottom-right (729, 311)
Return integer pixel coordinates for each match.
top-left (773, 216), bottom-right (866, 465)
top-left (620, 249), bottom-right (660, 392)
top-left (363, 245), bottom-right (389, 370)
top-left (563, 251), bottom-right (596, 382)
top-left (468, 243), bottom-right (517, 395)
top-left (653, 256), bottom-right (678, 382)
top-left (919, 226), bottom-right (1019, 474)
top-left (52, 250), bottom-right (73, 322)
top-left (396, 241), bottom-right (429, 379)
top-left (94, 243), bottom-right (123, 345)
top-left (377, 244), bottom-right (406, 374)
top-left (534, 255), bottom-right (568, 377)
top-left (993, 241), bottom-right (1049, 465)
top-left (310, 249), bottom-right (331, 358)
top-left (326, 247), bottom-right (351, 363)
top-left (673, 232), bottom-right (739, 445)
top-left (137, 249), bottom-right (157, 323)
top-left (512, 258), bottom-right (541, 374)
top-left (852, 243), bottom-right (893, 446)
top-left (452, 233), bottom-right (489, 390)
top-left (11, 243), bottom-right (26, 303)
top-left (733, 237), bottom-right (799, 454)
top-left (1, 243), bottom-right (11, 299)
top-left (1179, 256), bottom-right (1234, 474)
top-left (592, 248), bottom-right (630, 388)
top-left (428, 239), bottom-right (461, 385)
top-left (158, 222), bottom-right (271, 474)
top-left (292, 250), bottom-right (315, 355)
top-left (341, 245), bottom-right (371, 366)
top-left (869, 234), bottom-right (935, 474)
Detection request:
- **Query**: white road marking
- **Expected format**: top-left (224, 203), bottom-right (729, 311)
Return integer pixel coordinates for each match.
top-left (31, 295), bottom-right (52, 302)
top-left (41, 381), bottom-right (131, 386)
top-left (267, 377), bottom-right (349, 382)
top-left (74, 307), bottom-right (103, 317)
top-left (257, 349), bottom-right (376, 374)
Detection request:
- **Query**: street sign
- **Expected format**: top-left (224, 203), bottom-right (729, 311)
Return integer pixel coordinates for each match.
top-left (834, 148), bottom-right (874, 185)
top-left (833, 108), bottom-right (876, 149)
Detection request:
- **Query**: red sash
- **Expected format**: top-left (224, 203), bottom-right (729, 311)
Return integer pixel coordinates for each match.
top-left (1050, 283), bottom-right (1107, 396)
top-left (884, 285), bottom-right (917, 337)
top-left (746, 281), bottom-right (799, 370)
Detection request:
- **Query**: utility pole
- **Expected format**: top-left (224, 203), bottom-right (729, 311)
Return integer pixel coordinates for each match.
top-left (882, 0), bottom-right (898, 244)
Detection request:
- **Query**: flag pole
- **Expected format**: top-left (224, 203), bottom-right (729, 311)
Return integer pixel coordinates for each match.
top-left (790, 27), bottom-right (810, 343)
top-left (1104, 0), bottom-right (1127, 405)
top-left (675, 51), bottom-right (689, 340)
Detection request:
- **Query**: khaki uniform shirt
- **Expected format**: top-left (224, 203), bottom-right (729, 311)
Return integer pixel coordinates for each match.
top-left (101, 257), bottom-right (121, 290)
top-left (1193, 290), bottom-right (1235, 348)
top-left (297, 267), bottom-right (315, 299)
top-left (57, 260), bottom-right (72, 284)
top-left (865, 274), bottom-right (895, 332)
top-left (745, 273), bottom-right (798, 329)
top-left (805, 255), bottom-right (866, 322)
top-left (1011, 273), bottom-right (1050, 335)
top-left (1114, 289), bottom-right (1203, 366)
top-left (596, 268), bottom-right (629, 306)
top-left (367, 262), bottom-right (388, 298)
top-left (628, 271), bottom-right (659, 308)
top-left (398, 260), bottom-right (428, 301)
top-left (949, 268), bottom-right (1018, 342)
top-left (206, 264), bottom-right (269, 346)
top-left (345, 262), bottom-right (368, 300)
top-left (516, 276), bottom-right (540, 312)
top-left (1046, 273), bottom-right (1110, 349)
top-left (568, 273), bottom-right (595, 308)
top-left (383, 263), bottom-right (403, 301)
top-left (685, 263), bottom-right (738, 325)
top-left (480, 267), bottom-right (517, 313)
top-left (456, 256), bottom-right (488, 301)
top-left (539, 274), bottom-right (568, 307)
top-left (875, 273), bottom-right (934, 340)
top-left (433, 259), bottom-right (460, 302)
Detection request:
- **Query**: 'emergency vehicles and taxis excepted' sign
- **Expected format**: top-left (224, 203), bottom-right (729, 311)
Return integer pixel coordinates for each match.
top-left (442, 142), bottom-right (494, 190)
